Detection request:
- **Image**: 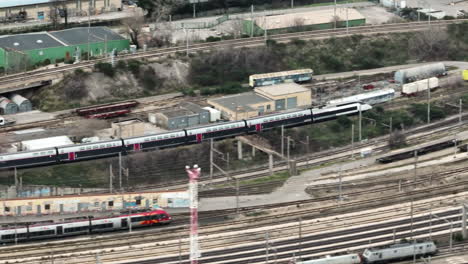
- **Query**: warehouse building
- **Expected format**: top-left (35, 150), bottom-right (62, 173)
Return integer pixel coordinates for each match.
top-left (0, 190), bottom-right (188, 216)
top-left (149, 102), bottom-right (210, 130)
top-left (0, 26), bottom-right (129, 71)
top-left (0, 96), bottom-right (19, 115)
top-left (0, 0), bottom-right (121, 22)
top-left (10, 94), bottom-right (32, 112)
top-left (208, 83), bottom-right (312, 121)
top-left (243, 8), bottom-right (366, 35)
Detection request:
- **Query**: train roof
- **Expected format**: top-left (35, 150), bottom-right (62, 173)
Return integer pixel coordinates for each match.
top-left (250, 69), bottom-right (313, 79)
top-left (365, 241), bottom-right (435, 252)
top-left (327, 89), bottom-right (395, 105)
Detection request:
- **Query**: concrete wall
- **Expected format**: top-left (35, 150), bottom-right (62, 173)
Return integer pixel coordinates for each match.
top-left (0, 190), bottom-right (189, 216)
top-left (0, 185), bottom-right (106, 199)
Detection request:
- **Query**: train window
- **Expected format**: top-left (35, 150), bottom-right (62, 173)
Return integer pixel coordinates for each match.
top-left (4, 206), bottom-right (10, 212)
top-left (394, 250), bottom-right (397, 253)
top-left (151, 137), bottom-right (156, 141)
top-left (80, 147), bottom-right (85, 151)
top-left (107, 144), bottom-right (111, 147)
top-left (420, 247), bottom-right (423, 249)
top-left (427, 245), bottom-right (431, 247)
top-left (64, 226), bottom-right (89, 233)
top-left (100, 145), bottom-right (105, 148)
top-left (144, 138), bottom-right (149, 142)
top-left (29, 230), bottom-right (55, 237)
top-left (136, 199), bottom-right (142, 205)
top-left (40, 152), bottom-right (45, 155)
top-left (93, 223), bottom-right (113, 229)
top-left (170, 134), bottom-right (175, 138)
top-left (164, 135), bottom-right (169, 139)
top-left (86, 146), bottom-right (92, 150)
top-left (45, 204), bottom-right (51, 210)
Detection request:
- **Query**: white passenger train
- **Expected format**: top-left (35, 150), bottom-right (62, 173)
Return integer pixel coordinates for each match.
top-left (327, 89), bottom-right (395, 106)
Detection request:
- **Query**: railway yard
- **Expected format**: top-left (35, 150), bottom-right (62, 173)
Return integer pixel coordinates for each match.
top-left (0, 1), bottom-right (467, 263)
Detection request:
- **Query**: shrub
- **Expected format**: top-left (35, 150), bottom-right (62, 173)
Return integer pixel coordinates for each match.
top-left (206, 36), bottom-right (222, 42)
top-left (94, 62), bottom-right (115, 77)
top-left (115, 60), bottom-right (127, 70)
top-left (127, 60), bottom-right (141, 76)
top-left (43, 58), bottom-right (51, 66)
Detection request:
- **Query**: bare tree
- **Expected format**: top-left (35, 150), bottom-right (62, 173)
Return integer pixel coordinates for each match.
top-left (122, 9), bottom-right (145, 48)
top-left (409, 26), bottom-right (449, 61)
top-left (48, 0), bottom-right (69, 28)
top-left (71, 119), bottom-right (108, 142)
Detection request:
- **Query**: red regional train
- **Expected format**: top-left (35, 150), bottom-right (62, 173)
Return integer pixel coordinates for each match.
top-left (0, 209), bottom-right (171, 243)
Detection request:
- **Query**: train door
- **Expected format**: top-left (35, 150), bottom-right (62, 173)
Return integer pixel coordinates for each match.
top-left (255, 124), bottom-right (262, 132)
top-left (56, 226), bottom-right (63, 235)
top-left (121, 218), bottom-right (128, 228)
top-left (196, 134), bottom-right (202, 143)
top-left (133, 144), bottom-right (141, 151)
top-left (68, 152), bottom-right (75, 161)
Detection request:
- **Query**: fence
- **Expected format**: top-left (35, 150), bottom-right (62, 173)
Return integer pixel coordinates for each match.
top-left (178, 14), bottom-right (229, 29)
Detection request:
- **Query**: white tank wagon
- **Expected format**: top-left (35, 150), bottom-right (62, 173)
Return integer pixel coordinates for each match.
top-left (362, 241), bottom-right (437, 263)
top-left (0, 97), bottom-right (19, 115)
top-left (394, 63), bottom-right (446, 84)
top-left (296, 254), bottom-right (361, 264)
top-left (10, 94), bottom-right (32, 112)
top-left (402, 77), bottom-right (439, 95)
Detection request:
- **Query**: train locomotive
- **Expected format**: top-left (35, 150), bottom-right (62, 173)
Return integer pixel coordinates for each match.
top-left (296, 241), bottom-right (437, 264)
top-left (0, 209), bottom-right (171, 244)
top-left (0, 103), bottom-right (371, 169)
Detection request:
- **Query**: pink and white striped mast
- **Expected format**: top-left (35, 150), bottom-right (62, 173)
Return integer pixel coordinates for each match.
top-left (186, 164), bottom-right (201, 264)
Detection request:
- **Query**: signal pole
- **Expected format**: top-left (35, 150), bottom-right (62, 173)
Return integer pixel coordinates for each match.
top-left (186, 165), bottom-right (201, 264)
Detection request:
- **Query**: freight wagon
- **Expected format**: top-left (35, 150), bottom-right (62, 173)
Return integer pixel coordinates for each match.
top-left (76, 101), bottom-right (138, 119)
top-left (249, 69), bottom-right (313, 87)
top-left (394, 63), bottom-right (445, 84)
top-left (402, 77), bottom-right (439, 95)
top-left (377, 139), bottom-right (460, 164)
top-left (463, 70), bottom-right (468, 81)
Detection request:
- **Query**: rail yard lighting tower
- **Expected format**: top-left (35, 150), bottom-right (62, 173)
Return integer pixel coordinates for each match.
top-left (186, 164), bottom-right (201, 264)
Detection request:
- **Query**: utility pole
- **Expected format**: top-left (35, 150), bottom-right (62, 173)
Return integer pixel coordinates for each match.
top-left (427, 78), bottom-right (431, 124)
top-left (235, 178), bottom-right (240, 214)
top-left (193, 2), bottom-right (196, 18)
top-left (265, 232), bottom-right (270, 264)
top-left (298, 217), bottom-right (302, 257)
top-left (287, 136), bottom-right (291, 170)
top-left (119, 152), bottom-right (123, 191)
top-left (87, 0), bottom-right (91, 60)
top-left (210, 138), bottom-right (214, 184)
top-left (263, 9), bottom-right (267, 44)
top-left (281, 125), bottom-right (285, 157)
top-left (183, 26), bottom-right (189, 57)
top-left (291, 0), bottom-right (294, 8)
top-left (459, 99), bottom-right (463, 124)
top-left (413, 150), bottom-right (418, 182)
top-left (250, 5), bottom-right (254, 38)
top-left (346, 2), bottom-right (349, 34)
top-left (109, 163), bottom-right (113, 193)
top-left (186, 165), bottom-right (201, 264)
top-left (410, 199), bottom-right (414, 240)
top-left (338, 167), bottom-right (342, 203)
top-left (334, 0), bottom-right (337, 29)
top-left (14, 167), bottom-right (18, 197)
top-left (359, 104), bottom-right (362, 141)
top-left (462, 204), bottom-right (467, 239)
top-left (351, 124), bottom-right (354, 159)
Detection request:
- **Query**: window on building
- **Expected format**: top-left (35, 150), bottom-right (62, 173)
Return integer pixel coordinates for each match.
top-left (136, 199), bottom-right (142, 205)
top-left (266, 105), bottom-right (271, 110)
top-left (45, 204), bottom-right (50, 210)
top-left (108, 201), bottom-right (114, 207)
top-left (4, 207), bottom-right (10, 212)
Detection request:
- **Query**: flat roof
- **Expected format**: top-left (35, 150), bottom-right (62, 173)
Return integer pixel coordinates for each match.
top-left (21, 136), bottom-right (73, 150)
top-left (251, 8), bottom-right (365, 30)
top-left (161, 108), bottom-right (194, 118)
top-left (50, 27), bottom-right (126, 45)
top-left (0, 32), bottom-right (64, 51)
top-left (255, 82), bottom-right (309, 96)
top-left (209, 92), bottom-right (272, 111)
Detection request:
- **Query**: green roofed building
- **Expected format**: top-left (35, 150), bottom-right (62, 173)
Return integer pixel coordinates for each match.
top-left (0, 26), bottom-right (129, 71)
top-left (243, 8), bottom-right (366, 36)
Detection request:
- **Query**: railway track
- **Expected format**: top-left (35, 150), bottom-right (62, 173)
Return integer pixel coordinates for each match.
top-left (3, 166), bottom-right (468, 263)
top-left (0, 19), bottom-right (465, 88)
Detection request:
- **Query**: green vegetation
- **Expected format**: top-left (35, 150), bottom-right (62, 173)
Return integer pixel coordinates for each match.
top-left (18, 162), bottom-right (108, 187)
top-left (200, 82), bottom-right (249, 96)
top-left (94, 62), bottom-right (115, 78)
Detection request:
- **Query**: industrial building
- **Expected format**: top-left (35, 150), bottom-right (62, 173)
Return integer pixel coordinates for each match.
top-left (112, 119), bottom-right (146, 137)
top-left (149, 102), bottom-right (210, 130)
top-left (0, 0), bottom-right (122, 22)
top-left (243, 8), bottom-right (366, 35)
top-left (0, 190), bottom-right (188, 216)
top-left (208, 83), bottom-right (312, 121)
top-left (0, 26), bottom-right (129, 71)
